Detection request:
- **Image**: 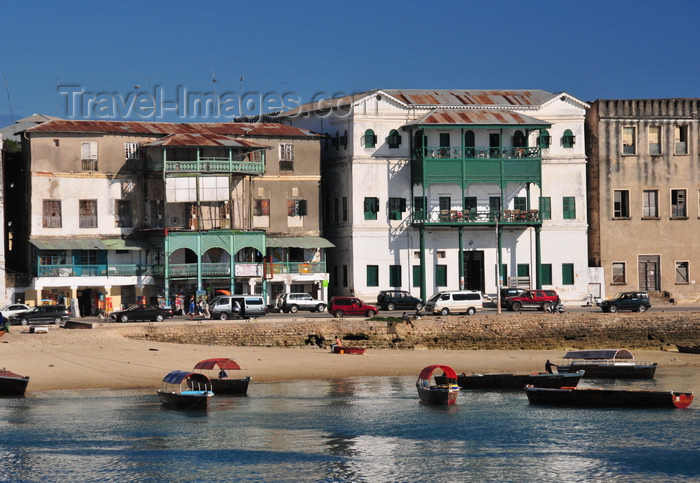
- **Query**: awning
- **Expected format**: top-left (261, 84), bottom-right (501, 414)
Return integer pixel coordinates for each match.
top-left (101, 238), bottom-right (153, 251)
top-left (563, 349), bottom-right (634, 360)
top-left (266, 237), bottom-right (335, 249)
top-left (30, 238), bottom-right (152, 251)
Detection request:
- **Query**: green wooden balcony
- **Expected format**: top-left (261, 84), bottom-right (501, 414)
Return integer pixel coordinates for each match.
top-left (164, 156), bottom-right (264, 175)
top-left (167, 261), bottom-right (327, 279)
top-left (37, 264), bottom-right (157, 277)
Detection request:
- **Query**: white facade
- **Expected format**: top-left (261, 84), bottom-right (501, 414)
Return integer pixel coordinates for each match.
top-left (286, 90), bottom-right (591, 303)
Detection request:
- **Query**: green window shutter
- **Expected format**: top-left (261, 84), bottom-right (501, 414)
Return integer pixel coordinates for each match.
top-left (540, 197), bottom-right (551, 220)
top-left (562, 263), bottom-right (574, 285)
top-left (539, 129), bottom-right (551, 149)
top-left (362, 129), bottom-right (376, 148)
top-left (514, 197), bottom-right (527, 211)
top-left (364, 197), bottom-right (378, 220)
top-left (387, 129), bottom-right (401, 149)
top-left (517, 264), bottom-right (529, 277)
top-left (412, 266), bottom-right (421, 288)
top-left (541, 264), bottom-right (552, 285)
top-left (563, 197), bottom-right (576, 219)
top-left (562, 129), bottom-right (575, 148)
top-left (389, 265), bottom-right (402, 287)
top-left (436, 265), bottom-right (447, 286)
top-left (389, 197), bottom-right (405, 220)
top-left (367, 265), bottom-right (379, 287)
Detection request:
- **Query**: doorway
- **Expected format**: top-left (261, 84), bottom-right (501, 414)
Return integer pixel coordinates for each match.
top-left (463, 250), bottom-right (485, 293)
top-left (638, 255), bottom-right (660, 292)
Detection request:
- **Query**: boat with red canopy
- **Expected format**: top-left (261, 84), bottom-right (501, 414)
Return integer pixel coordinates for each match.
top-left (193, 358), bottom-right (251, 396)
top-left (416, 365), bottom-right (460, 405)
top-left (0, 369), bottom-right (30, 397)
top-left (157, 370), bottom-right (214, 410)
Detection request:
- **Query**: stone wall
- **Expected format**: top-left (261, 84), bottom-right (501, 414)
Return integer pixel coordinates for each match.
top-left (118, 312), bottom-right (700, 351)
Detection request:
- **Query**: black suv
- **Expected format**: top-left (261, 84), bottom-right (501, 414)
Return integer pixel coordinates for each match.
top-left (376, 290), bottom-right (424, 311)
top-left (9, 305), bottom-right (71, 325)
top-left (109, 304), bottom-right (174, 322)
top-left (600, 292), bottom-right (651, 313)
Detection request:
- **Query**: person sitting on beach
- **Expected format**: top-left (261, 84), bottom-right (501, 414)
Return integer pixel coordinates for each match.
top-left (335, 336), bottom-right (342, 347)
top-left (218, 369), bottom-right (228, 378)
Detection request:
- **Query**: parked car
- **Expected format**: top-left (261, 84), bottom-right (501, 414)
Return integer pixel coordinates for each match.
top-left (9, 305), bottom-right (71, 325)
top-left (329, 297), bottom-right (378, 318)
top-left (376, 290), bottom-right (424, 311)
top-left (503, 289), bottom-right (559, 311)
top-left (499, 288), bottom-right (527, 304)
top-left (425, 290), bottom-right (483, 316)
top-left (600, 292), bottom-right (651, 313)
top-left (210, 295), bottom-right (266, 319)
top-left (279, 293), bottom-right (326, 313)
top-left (0, 303), bottom-right (31, 319)
top-left (109, 304), bottom-right (174, 322)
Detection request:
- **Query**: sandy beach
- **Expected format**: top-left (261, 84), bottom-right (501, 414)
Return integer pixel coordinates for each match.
top-left (1, 324), bottom-right (697, 393)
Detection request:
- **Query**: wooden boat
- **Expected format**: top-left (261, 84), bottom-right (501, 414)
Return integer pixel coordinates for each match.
top-left (416, 365), bottom-right (460, 405)
top-left (0, 369), bottom-right (30, 397)
top-left (193, 358), bottom-right (251, 396)
top-left (457, 370), bottom-right (584, 390)
top-left (157, 370), bottom-right (214, 410)
top-left (331, 345), bottom-right (366, 355)
top-left (676, 345), bottom-right (700, 354)
top-left (555, 349), bottom-right (657, 379)
top-left (525, 385), bottom-right (694, 409)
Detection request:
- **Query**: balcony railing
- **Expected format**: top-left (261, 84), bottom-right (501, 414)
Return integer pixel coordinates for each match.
top-left (37, 264), bottom-right (156, 277)
top-left (166, 261), bottom-right (327, 278)
top-left (269, 261), bottom-right (326, 274)
top-left (412, 209), bottom-right (540, 225)
top-left (415, 146), bottom-right (540, 160)
top-left (164, 157), bottom-right (264, 175)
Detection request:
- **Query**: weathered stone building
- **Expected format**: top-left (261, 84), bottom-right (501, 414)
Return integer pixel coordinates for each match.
top-left (586, 99), bottom-right (700, 303)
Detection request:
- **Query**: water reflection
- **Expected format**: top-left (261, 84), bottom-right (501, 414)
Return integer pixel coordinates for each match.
top-left (0, 372), bottom-right (697, 481)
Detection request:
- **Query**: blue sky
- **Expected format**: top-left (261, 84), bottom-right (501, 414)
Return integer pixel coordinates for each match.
top-left (1, 0), bottom-right (699, 125)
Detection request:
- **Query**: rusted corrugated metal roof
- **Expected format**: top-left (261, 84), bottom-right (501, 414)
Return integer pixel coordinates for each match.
top-left (146, 133), bottom-right (271, 148)
top-left (279, 89), bottom-right (560, 118)
top-left (405, 109), bottom-right (550, 127)
top-left (23, 120), bottom-right (319, 138)
top-left (384, 89), bottom-right (557, 107)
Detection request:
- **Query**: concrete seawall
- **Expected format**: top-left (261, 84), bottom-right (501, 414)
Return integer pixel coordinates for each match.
top-left (116, 311), bottom-right (700, 351)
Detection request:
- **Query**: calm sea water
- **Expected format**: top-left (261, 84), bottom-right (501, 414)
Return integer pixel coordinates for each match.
top-left (0, 367), bottom-right (698, 483)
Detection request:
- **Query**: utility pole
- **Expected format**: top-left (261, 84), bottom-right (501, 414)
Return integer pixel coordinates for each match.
top-left (496, 218), bottom-right (501, 315)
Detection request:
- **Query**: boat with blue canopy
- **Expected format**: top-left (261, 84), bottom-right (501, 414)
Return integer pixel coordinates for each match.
top-left (157, 370), bottom-right (214, 410)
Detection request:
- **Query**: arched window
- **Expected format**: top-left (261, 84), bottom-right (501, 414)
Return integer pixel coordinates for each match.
top-left (464, 131), bottom-right (475, 157)
top-left (387, 129), bottom-right (401, 149)
top-left (538, 129), bottom-right (551, 149)
top-left (562, 129), bottom-right (575, 148)
top-left (362, 129), bottom-right (377, 148)
top-left (513, 130), bottom-right (526, 148)
top-left (414, 130), bottom-right (425, 157)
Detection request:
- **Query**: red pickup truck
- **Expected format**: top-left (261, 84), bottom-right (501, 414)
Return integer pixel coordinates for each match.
top-left (504, 290), bottom-right (559, 311)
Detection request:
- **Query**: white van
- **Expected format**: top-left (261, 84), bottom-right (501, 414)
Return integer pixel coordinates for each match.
top-left (425, 290), bottom-right (483, 316)
top-left (210, 295), bottom-right (266, 319)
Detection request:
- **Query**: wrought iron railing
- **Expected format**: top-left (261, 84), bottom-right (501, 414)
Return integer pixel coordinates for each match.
top-left (414, 146), bottom-right (540, 160)
top-left (412, 209), bottom-right (540, 225)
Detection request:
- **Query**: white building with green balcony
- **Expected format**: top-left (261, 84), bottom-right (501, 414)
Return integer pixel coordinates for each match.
top-left (283, 89), bottom-right (594, 303)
